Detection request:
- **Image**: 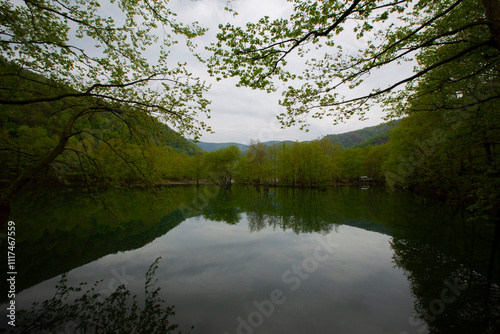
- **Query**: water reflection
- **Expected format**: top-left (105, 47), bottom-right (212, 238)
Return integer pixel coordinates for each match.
top-left (199, 187), bottom-right (351, 234)
top-left (11, 258), bottom-right (190, 334)
top-left (2, 185), bottom-right (499, 333)
top-left (392, 238), bottom-right (500, 334)
top-left (201, 189), bottom-right (241, 225)
top-left (2, 186), bottom-right (194, 294)
top-left (143, 218), bottom-right (414, 334)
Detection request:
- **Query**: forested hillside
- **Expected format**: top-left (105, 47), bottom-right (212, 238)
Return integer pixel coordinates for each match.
top-left (194, 122), bottom-right (396, 153)
top-left (325, 122), bottom-right (397, 148)
top-left (0, 62), bottom-right (202, 186)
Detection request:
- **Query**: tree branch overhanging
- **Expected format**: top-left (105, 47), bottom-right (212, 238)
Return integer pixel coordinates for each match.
top-left (301, 40), bottom-right (495, 111)
top-left (244, 0), bottom-right (364, 82)
top-left (0, 74), bottom-right (180, 115)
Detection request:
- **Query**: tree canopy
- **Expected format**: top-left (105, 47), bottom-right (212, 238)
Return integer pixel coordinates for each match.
top-left (1, 0), bottom-right (211, 136)
top-left (207, 0), bottom-right (500, 221)
top-left (0, 0), bottom-right (211, 224)
top-left (208, 0), bottom-right (500, 128)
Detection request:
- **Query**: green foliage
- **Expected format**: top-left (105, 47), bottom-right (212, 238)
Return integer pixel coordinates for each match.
top-left (353, 131), bottom-right (392, 148)
top-left (240, 139), bottom-right (271, 184)
top-left (1, 0), bottom-right (211, 136)
top-left (153, 125), bottom-right (204, 156)
top-left (339, 148), bottom-right (364, 183)
top-left (203, 145), bottom-right (241, 186)
top-left (0, 0), bottom-right (211, 213)
top-left (208, 0), bottom-right (499, 129)
top-left (233, 138), bottom-right (387, 186)
top-left (0, 60), bottom-right (203, 186)
top-left (183, 153), bottom-right (206, 184)
top-left (377, 0), bottom-right (499, 219)
top-left (382, 78), bottom-right (500, 219)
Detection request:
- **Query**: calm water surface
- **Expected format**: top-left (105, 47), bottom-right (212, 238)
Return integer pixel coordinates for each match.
top-left (1, 185), bottom-right (498, 333)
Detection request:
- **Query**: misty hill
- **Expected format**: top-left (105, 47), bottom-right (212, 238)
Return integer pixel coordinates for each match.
top-left (194, 122), bottom-right (396, 152)
top-left (192, 140), bottom-right (295, 152)
top-left (325, 122), bottom-right (398, 148)
top-left (192, 141), bottom-right (249, 152)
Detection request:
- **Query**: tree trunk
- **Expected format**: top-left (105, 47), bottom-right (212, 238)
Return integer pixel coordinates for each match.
top-left (483, 0), bottom-right (500, 52)
top-left (0, 109), bottom-right (83, 228)
top-left (486, 212), bottom-right (500, 311)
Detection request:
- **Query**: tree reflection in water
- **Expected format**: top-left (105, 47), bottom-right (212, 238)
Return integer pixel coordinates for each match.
top-left (392, 238), bottom-right (500, 334)
top-left (13, 257), bottom-right (191, 334)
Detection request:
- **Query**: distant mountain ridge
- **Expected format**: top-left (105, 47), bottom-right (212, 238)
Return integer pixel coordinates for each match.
top-left (191, 141), bottom-right (249, 152)
top-left (193, 122), bottom-right (396, 152)
top-left (190, 140), bottom-right (296, 152)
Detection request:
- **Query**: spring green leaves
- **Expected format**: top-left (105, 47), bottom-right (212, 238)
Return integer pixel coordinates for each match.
top-left (0, 0), bottom-right (211, 138)
top-left (207, 0), bottom-right (499, 128)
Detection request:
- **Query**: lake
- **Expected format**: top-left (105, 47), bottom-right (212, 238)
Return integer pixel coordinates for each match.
top-left (1, 185), bottom-right (499, 333)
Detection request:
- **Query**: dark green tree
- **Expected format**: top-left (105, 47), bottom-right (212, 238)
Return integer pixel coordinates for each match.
top-left (203, 145), bottom-right (241, 187)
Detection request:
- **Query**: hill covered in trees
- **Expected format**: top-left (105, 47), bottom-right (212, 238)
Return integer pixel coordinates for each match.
top-left (0, 0), bottom-right (214, 227)
top-left (0, 62), bottom-right (202, 187)
top-left (325, 122), bottom-right (398, 148)
top-left (193, 122), bottom-right (395, 153)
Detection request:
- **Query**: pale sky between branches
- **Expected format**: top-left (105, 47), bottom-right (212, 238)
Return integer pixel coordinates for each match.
top-left (163, 0), bottom-right (409, 144)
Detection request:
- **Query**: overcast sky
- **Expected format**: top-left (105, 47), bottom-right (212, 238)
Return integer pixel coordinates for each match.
top-left (167, 0), bottom-right (391, 144)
